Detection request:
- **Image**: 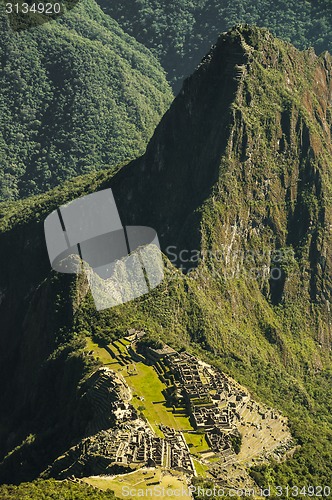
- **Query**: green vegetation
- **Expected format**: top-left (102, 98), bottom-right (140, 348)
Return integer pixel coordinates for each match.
top-left (83, 468), bottom-right (191, 498)
top-left (66, 28), bottom-right (332, 489)
top-left (84, 337), bottom-right (114, 365)
top-left (0, 167), bottom-right (112, 231)
top-left (230, 432), bottom-right (242, 455)
top-left (0, 0), bottom-right (172, 201)
top-left (90, 337), bottom-right (193, 436)
top-left (128, 360), bottom-right (192, 435)
top-left (0, 26), bottom-right (332, 493)
top-left (192, 459), bottom-right (209, 479)
top-left (98, 0), bottom-right (332, 90)
top-left (184, 433), bottom-right (210, 454)
top-left (0, 479), bottom-right (117, 499)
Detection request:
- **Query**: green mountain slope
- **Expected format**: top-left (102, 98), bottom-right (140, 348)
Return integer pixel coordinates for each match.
top-left (0, 0), bottom-right (173, 201)
top-left (0, 479), bottom-right (117, 499)
top-left (99, 0), bottom-right (332, 90)
top-left (0, 26), bottom-right (332, 491)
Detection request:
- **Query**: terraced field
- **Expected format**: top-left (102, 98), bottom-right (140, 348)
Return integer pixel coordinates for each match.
top-left (126, 362), bottom-right (193, 436)
top-left (85, 337), bottom-right (195, 438)
top-left (237, 403), bottom-right (290, 463)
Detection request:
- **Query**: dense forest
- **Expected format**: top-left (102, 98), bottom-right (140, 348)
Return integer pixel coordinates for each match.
top-left (101, 0), bottom-right (332, 90)
top-left (0, 26), bottom-right (332, 494)
top-left (1, 0), bottom-right (330, 198)
top-left (0, 0), bottom-right (331, 496)
top-left (0, 0), bottom-right (172, 201)
top-left (0, 479), bottom-right (116, 499)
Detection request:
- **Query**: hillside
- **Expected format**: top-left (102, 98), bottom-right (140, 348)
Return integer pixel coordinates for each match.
top-left (0, 0), bottom-right (173, 201)
top-left (43, 336), bottom-right (292, 491)
top-left (100, 0), bottom-right (332, 90)
top-left (0, 479), bottom-right (117, 499)
top-left (0, 26), bottom-right (331, 494)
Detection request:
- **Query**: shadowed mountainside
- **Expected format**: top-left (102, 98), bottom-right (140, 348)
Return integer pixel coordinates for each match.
top-left (0, 26), bottom-right (331, 487)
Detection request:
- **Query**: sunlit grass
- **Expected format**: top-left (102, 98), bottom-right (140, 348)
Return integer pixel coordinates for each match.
top-left (83, 467), bottom-right (191, 498)
top-left (85, 336), bottom-right (203, 439)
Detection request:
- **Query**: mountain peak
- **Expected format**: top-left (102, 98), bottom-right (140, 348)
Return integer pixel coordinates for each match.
top-left (109, 26), bottom-right (332, 263)
top-left (1, 26), bottom-right (332, 488)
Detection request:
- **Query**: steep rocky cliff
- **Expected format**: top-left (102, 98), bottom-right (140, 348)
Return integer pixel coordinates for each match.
top-left (0, 26), bottom-right (331, 487)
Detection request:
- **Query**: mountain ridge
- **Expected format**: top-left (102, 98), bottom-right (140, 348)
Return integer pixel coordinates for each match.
top-left (0, 25), bottom-right (332, 489)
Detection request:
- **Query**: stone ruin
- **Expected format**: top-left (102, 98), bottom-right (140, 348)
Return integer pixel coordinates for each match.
top-left (44, 367), bottom-right (196, 479)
